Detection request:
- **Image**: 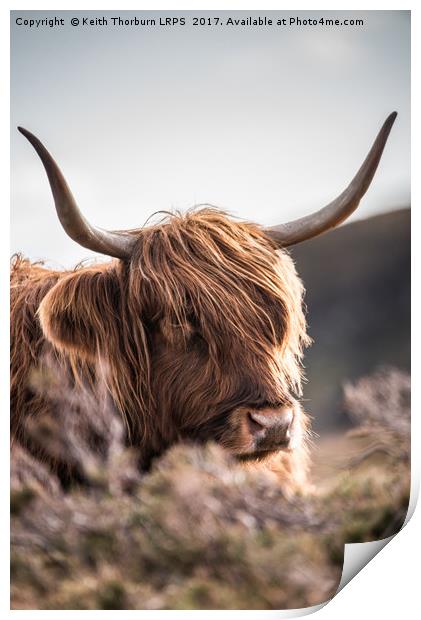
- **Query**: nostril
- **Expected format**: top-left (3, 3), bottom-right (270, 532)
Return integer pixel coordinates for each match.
top-left (247, 411), bottom-right (266, 436)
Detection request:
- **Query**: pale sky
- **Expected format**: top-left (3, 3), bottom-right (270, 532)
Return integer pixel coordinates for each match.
top-left (11, 10), bottom-right (410, 267)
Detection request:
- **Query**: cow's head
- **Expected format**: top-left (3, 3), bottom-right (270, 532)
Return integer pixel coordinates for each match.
top-left (19, 113), bottom-right (396, 465)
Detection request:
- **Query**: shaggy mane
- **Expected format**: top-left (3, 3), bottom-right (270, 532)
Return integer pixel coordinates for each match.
top-left (11, 208), bottom-right (311, 479)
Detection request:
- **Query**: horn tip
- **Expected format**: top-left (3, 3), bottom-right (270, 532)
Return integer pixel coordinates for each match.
top-left (387, 111), bottom-right (398, 125)
top-left (17, 127), bottom-right (41, 151)
top-left (17, 126), bottom-right (31, 138)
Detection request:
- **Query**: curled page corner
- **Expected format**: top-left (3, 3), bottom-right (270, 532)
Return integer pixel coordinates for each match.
top-left (337, 535), bottom-right (394, 593)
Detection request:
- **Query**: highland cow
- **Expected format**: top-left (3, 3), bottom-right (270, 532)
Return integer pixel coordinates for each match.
top-left (11, 113), bottom-right (397, 491)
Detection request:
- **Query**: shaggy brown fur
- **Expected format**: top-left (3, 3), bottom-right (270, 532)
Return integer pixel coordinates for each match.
top-left (11, 208), bottom-right (311, 491)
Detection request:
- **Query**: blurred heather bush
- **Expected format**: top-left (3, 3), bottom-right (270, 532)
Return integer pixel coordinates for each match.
top-left (11, 366), bottom-right (410, 610)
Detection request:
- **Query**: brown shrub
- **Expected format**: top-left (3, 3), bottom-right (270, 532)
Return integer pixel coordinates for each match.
top-left (11, 367), bottom-right (410, 610)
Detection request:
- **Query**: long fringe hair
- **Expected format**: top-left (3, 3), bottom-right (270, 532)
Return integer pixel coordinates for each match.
top-left (11, 208), bottom-right (311, 478)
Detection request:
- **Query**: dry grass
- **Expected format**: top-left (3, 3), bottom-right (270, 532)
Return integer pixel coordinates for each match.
top-left (11, 367), bottom-right (410, 610)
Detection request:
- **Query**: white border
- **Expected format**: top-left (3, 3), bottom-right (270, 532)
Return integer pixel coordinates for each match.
top-left (3, 2), bottom-right (418, 618)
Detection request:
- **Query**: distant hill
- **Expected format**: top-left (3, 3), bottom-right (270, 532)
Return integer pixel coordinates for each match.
top-left (290, 209), bottom-right (410, 432)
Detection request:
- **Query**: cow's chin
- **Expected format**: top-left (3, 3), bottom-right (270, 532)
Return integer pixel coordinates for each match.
top-left (235, 445), bottom-right (291, 463)
top-left (232, 433), bottom-right (294, 462)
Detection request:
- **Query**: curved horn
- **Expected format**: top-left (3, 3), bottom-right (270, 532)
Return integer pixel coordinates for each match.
top-left (266, 112), bottom-right (397, 247)
top-left (17, 127), bottom-right (136, 259)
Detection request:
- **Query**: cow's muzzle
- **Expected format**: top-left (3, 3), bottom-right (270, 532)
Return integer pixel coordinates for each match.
top-left (246, 405), bottom-right (294, 452)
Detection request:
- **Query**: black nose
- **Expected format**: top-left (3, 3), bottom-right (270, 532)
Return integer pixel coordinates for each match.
top-left (247, 406), bottom-right (293, 449)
